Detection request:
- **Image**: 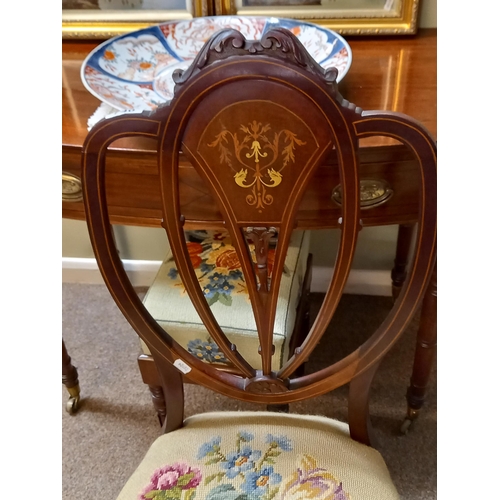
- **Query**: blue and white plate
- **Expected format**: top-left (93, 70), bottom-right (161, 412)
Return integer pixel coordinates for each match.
top-left (81, 16), bottom-right (352, 112)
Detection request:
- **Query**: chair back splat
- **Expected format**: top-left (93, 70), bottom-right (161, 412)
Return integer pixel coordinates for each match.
top-left (82, 28), bottom-right (436, 444)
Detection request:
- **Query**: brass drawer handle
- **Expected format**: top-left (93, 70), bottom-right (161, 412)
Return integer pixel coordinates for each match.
top-left (331, 179), bottom-right (393, 210)
top-left (62, 172), bottom-right (83, 202)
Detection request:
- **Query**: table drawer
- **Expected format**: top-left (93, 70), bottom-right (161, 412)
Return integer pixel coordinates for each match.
top-left (63, 144), bottom-right (420, 228)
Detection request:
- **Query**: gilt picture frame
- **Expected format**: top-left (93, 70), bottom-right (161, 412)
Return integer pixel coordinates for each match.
top-left (62, 0), bottom-right (420, 39)
top-left (62, 0), bottom-right (208, 39)
top-left (215, 0), bottom-right (421, 35)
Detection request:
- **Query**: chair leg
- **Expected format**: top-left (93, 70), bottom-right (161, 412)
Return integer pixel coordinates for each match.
top-left (62, 339), bottom-right (80, 414)
top-left (391, 224), bottom-right (415, 301)
top-left (148, 385), bottom-right (167, 427)
top-left (401, 264), bottom-right (437, 433)
top-left (148, 348), bottom-right (185, 434)
top-left (138, 353), bottom-right (168, 425)
top-left (266, 404), bottom-right (289, 413)
top-left (348, 360), bottom-right (381, 447)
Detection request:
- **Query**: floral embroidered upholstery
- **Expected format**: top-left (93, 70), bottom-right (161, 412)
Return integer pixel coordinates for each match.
top-left (141, 230), bottom-right (310, 370)
top-left (116, 412), bottom-right (400, 500)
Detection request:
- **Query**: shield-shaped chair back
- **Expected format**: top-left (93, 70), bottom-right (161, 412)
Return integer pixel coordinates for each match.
top-left (82, 28), bottom-right (436, 442)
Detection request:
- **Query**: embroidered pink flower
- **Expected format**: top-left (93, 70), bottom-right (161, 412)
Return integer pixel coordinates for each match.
top-left (139, 462), bottom-right (202, 499)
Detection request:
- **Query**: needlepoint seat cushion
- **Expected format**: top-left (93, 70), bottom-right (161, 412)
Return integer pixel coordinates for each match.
top-left (141, 230), bottom-right (310, 370)
top-left (116, 411), bottom-right (400, 500)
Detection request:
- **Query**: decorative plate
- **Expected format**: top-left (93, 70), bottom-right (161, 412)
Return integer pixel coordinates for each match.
top-left (81, 16), bottom-right (352, 113)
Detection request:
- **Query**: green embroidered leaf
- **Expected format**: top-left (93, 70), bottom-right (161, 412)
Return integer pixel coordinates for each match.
top-left (266, 451), bottom-right (281, 457)
top-left (205, 457), bottom-right (222, 465)
top-left (206, 484), bottom-right (249, 500)
top-left (176, 472), bottom-right (195, 487)
top-left (144, 491), bottom-right (180, 500)
top-left (206, 292), bottom-right (220, 307)
top-left (204, 472), bottom-right (226, 485)
top-left (218, 293), bottom-right (232, 306)
top-left (263, 486), bottom-right (280, 500)
top-left (184, 490), bottom-right (197, 500)
top-left (163, 487), bottom-right (183, 499)
top-left (263, 458), bottom-right (276, 464)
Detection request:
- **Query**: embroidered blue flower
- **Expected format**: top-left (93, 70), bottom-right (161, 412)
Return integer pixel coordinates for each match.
top-left (167, 268), bottom-right (178, 279)
top-left (221, 447), bottom-right (262, 479)
top-left (228, 269), bottom-right (244, 281)
top-left (199, 262), bottom-right (213, 274)
top-left (238, 431), bottom-right (254, 442)
top-left (266, 434), bottom-right (293, 451)
top-left (204, 277), bottom-right (235, 297)
top-left (187, 339), bottom-right (229, 364)
top-left (241, 466), bottom-right (281, 496)
top-left (197, 437), bottom-right (222, 459)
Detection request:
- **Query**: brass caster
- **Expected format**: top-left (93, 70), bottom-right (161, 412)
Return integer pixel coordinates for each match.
top-left (400, 418), bottom-right (412, 434)
top-left (400, 407), bottom-right (419, 434)
top-left (66, 396), bottom-right (80, 414)
top-left (65, 384), bottom-right (81, 415)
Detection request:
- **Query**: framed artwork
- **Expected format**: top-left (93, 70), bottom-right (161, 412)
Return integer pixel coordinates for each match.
top-left (62, 0), bottom-right (208, 39)
top-left (62, 0), bottom-right (420, 38)
top-left (215, 0), bottom-right (421, 35)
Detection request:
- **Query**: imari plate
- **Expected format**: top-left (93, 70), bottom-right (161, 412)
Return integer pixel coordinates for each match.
top-left (81, 16), bottom-right (352, 113)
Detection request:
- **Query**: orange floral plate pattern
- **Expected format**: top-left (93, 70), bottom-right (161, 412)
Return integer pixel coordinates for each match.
top-left (81, 16), bottom-right (352, 113)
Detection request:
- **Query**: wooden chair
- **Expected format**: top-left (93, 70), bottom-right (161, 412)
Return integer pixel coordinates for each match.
top-left (82, 28), bottom-right (436, 499)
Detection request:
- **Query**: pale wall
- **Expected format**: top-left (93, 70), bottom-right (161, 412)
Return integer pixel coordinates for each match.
top-left (418, 0), bottom-right (437, 29)
top-left (62, 0), bottom-right (436, 267)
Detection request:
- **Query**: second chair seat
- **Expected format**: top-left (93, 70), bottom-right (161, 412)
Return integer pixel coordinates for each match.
top-left (141, 230), bottom-right (311, 371)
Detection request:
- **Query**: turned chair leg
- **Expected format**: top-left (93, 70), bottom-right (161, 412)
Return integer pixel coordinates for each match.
top-left (147, 385), bottom-right (167, 426)
top-left (391, 224), bottom-right (415, 301)
top-left (146, 347), bottom-right (185, 434)
top-left (401, 264), bottom-right (437, 433)
top-left (62, 339), bottom-right (81, 414)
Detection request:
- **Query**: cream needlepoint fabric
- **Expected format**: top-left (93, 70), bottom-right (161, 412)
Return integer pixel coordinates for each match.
top-left (116, 412), bottom-right (400, 500)
top-left (142, 230), bottom-right (310, 370)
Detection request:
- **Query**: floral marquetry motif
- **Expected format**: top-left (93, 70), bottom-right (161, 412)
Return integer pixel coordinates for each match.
top-left (208, 121), bottom-right (307, 212)
top-left (183, 97), bottom-right (324, 225)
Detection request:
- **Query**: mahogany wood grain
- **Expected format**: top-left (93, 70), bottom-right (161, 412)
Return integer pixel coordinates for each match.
top-left (63, 30), bottom-right (436, 228)
top-left (63, 29), bottom-right (436, 434)
top-left (80, 28), bottom-right (436, 445)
